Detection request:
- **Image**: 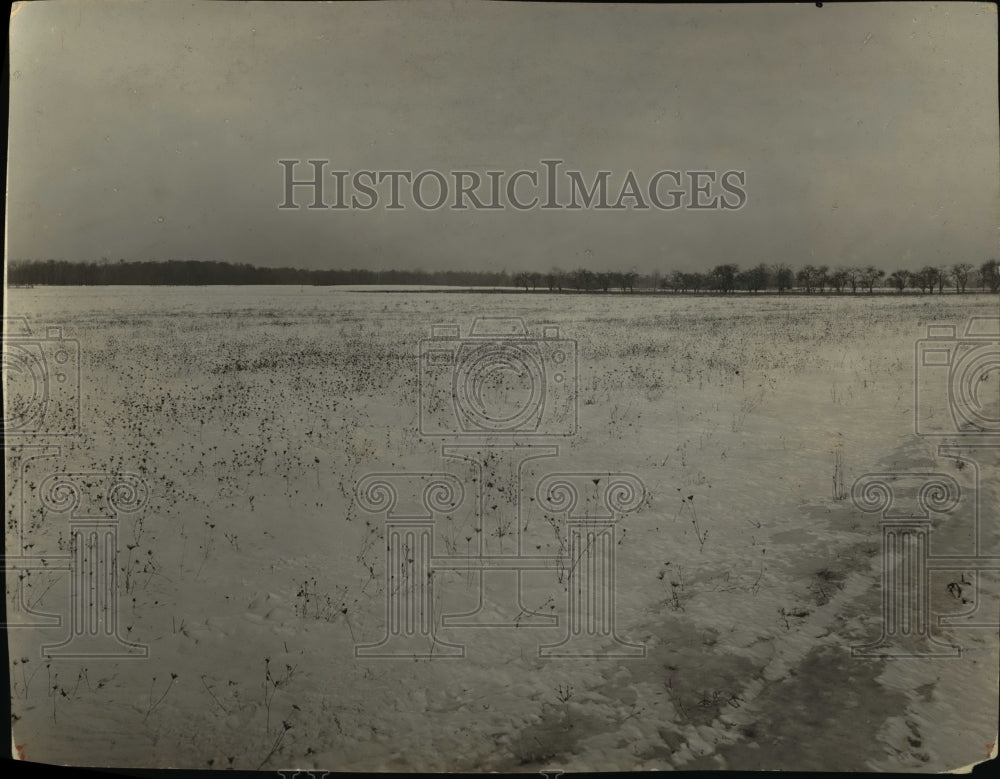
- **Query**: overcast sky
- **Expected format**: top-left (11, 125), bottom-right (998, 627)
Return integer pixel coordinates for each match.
top-left (6, 0), bottom-right (999, 273)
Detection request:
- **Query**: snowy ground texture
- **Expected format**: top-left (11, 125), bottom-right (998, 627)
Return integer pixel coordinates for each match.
top-left (5, 287), bottom-right (999, 772)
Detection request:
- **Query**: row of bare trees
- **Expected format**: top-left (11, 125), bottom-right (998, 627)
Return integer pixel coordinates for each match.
top-left (10, 258), bottom-right (1000, 293)
top-left (516, 260), bottom-right (1000, 294)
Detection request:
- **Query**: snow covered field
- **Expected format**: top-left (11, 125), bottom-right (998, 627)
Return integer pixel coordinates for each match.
top-left (5, 286), bottom-right (998, 771)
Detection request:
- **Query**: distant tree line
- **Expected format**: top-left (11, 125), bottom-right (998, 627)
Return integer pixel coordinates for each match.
top-left (6, 260), bottom-right (511, 287)
top-left (8, 258), bottom-right (1000, 293)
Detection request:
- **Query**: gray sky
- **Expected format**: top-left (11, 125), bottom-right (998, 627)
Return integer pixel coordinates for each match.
top-left (6, 0), bottom-right (999, 273)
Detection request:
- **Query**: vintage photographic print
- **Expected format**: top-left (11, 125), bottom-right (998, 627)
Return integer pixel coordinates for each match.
top-left (4, 0), bottom-right (999, 773)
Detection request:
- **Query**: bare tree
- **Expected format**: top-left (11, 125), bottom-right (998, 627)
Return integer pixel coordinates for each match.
top-left (797, 265), bottom-right (817, 293)
top-left (887, 270), bottom-right (910, 293)
top-left (738, 263), bottom-right (769, 293)
top-left (935, 266), bottom-right (950, 295)
top-left (951, 262), bottom-right (973, 293)
top-left (830, 268), bottom-right (850, 294)
top-left (980, 259), bottom-right (1000, 293)
top-left (845, 266), bottom-right (862, 294)
top-left (711, 264), bottom-right (739, 293)
top-left (859, 266), bottom-right (885, 294)
top-left (572, 268), bottom-right (596, 291)
top-left (918, 266), bottom-right (939, 294)
top-left (772, 264), bottom-right (794, 293)
top-left (815, 265), bottom-right (830, 293)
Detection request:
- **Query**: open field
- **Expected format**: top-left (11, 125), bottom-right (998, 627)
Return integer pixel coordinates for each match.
top-left (5, 286), bottom-right (999, 771)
